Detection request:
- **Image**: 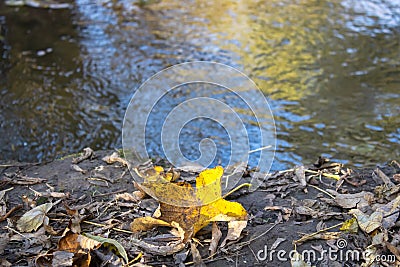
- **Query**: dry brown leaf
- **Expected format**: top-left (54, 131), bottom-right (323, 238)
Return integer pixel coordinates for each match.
top-left (115, 191), bottom-right (145, 202)
top-left (56, 230), bottom-right (101, 267)
top-left (58, 231), bottom-right (81, 253)
top-left (58, 231), bottom-right (101, 253)
top-left (373, 168), bottom-right (395, 187)
top-left (130, 216), bottom-right (172, 232)
top-left (294, 165), bottom-right (307, 187)
top-left (102, 151), bottom-right (129, 167)
top-left (190, 242), bottom-right (206, 267)
top-left (170, 221), bottom-right (186, 241)
top-left (3, 175), bottom-right (46, 185)
top-left (327, 190), bottom-right (374, 209)
top-left (220, 220), bottom-right (247, 247)
top-left (264, 206), bottom-right (292, 221)
top-left (209, 222), bottom-right (222, 255)
top-left (374, 194), bottom-right (400, 229)
top-left (72, 147), bottom-right (94, 164)
top-left (52, 250), bottom-right (74, 267)
top-left (17, 203), bottom-right (53, 232)
top-left (130, 237), bottom-right (185, 256)
top-left (0, 259), bottom-right (12, 267)
top-left (349, 209), bottom-right (383, 234)
top-left (385, 242), bottom-right (400, 262)
top-left (71, 164), bottom-right (87, 174)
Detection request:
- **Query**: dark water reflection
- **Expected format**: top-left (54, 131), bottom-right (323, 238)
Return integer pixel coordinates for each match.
top-left (0, 0), bottom-right (399, 170)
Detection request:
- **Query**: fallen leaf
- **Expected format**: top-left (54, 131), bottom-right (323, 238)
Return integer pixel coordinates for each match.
top-left (17, 203), bottom-right (53, 232)
top-left (190, 242), bottom-right (206, 267)
top-left (115, 191), bottom-right (146, 202)
top-left (64, 206), bottom-right (82, 234)
top-left (52, 250), bottom-right (74, 267)
top-left (372, 232), bottom-right (388, 245)
top-left (374, 194), bottom-right (400, 229)
top-left (102, 151), bottom-right (129, 167)
top-left (220, 220), bottom-right (247, 247)
top-left (160, 202), bottom-right (200, 242)
top-left (349, 209), bottom-right (383, 234)
top-left (327, 190), bottom-right (374, 209)
top-left (385, 242), bottom-right (400, 262)
top-left (130, 216), bottom-right (172, 232)
top-left (71, 164), bottom-right (87, 174)
top-left (209, 222), bottom-right (222, 255)
top-left (294, 165), bottom-right (307, 187)
top-left (57, 230), bottom-right (100, 267)
top-left (340, 218), bottom-right (358, 233)
top-left (0, 259), bottom-right (12, 267)
top-left (129, 237), bottom-right (185, 256)
top-left (170, 221), bottom-right (186, 241)
top-left (264, 206), bottom-right (292, 221)
top-left (83, 233), bottom-right (129, 264)
top-left (72, 147), bottom-right (94, 164)
top-left (196, 198), bottom-right (247, 233)
top-left (373, 168), bottom-right (395, 187)
top-left (196, 166), bottom-right (224, 204)
top-left (131, 166), bottom-right (248, 247)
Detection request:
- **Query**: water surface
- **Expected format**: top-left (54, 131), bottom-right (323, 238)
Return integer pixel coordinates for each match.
top-left (0, 0), bottom-right (399, 170)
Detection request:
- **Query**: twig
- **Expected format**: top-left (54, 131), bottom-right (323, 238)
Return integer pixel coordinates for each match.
top-left (293, 222), bottom-right (344, 244)
top-left (93, 189), bottom-right (127, 198)
top-left (384, 210), bottom-right (400, 218)
top-left (305, 169), bottom-right (340, 180)
top-left (126, 252), bottom-right (142, 266)
top-left (5, 226), bottom-right (31, 241)
top-left (308, 184), bottom-right (335, 199)
top-left (248, 145), bottom-right (272, 154)
top-left (0, 204), bottom-right (22, 222)
top-left (222, 183), bottom-right (251, 199)
top-left (83, 220), bottom-right (133, 234)
top-left (236, 221), bottom-right (278, 247)
top-left (248, 245), bottom-right (259, 263)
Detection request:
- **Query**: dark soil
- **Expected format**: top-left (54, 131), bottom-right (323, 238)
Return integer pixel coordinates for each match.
top-left (1, 150), bottom-right (399, 267)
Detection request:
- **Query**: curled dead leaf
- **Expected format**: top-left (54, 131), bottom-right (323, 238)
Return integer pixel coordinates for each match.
top-left (130, 216), bottom-right (172, 232)
top-left (209, 222), bottom-right (222, 255)
top-left (349, 209), bottom-right (383, 234)
top-left (220, 220), bottom-right (247, 247)
top-left (17, 203), bottom-right (53, 232)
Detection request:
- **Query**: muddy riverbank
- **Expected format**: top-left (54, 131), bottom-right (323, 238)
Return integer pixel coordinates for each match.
top-left (0, 150), bottom-right (399, 266)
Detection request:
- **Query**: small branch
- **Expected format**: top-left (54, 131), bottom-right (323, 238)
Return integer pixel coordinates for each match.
top-left (0, 204), bottom-right (22, 222)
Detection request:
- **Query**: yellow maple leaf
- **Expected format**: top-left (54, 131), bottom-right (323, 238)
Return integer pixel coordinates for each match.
top-left (131, 166), bottom-right (247, 243)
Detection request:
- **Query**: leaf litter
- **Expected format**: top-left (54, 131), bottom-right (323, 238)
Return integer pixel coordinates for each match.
top-left (0, 149), bottom-right (399, 266)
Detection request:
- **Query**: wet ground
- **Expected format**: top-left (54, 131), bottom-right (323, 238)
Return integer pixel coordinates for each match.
top-left (0, 0), bottom-right (399, 169)
top-left (1, 150), bottom-right (400, 266)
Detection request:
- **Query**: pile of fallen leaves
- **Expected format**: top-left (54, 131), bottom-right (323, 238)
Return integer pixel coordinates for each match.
top-left (1, 149), bottom-right (400, 267)
top-left (0, 149), bottom-right (250, 266)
